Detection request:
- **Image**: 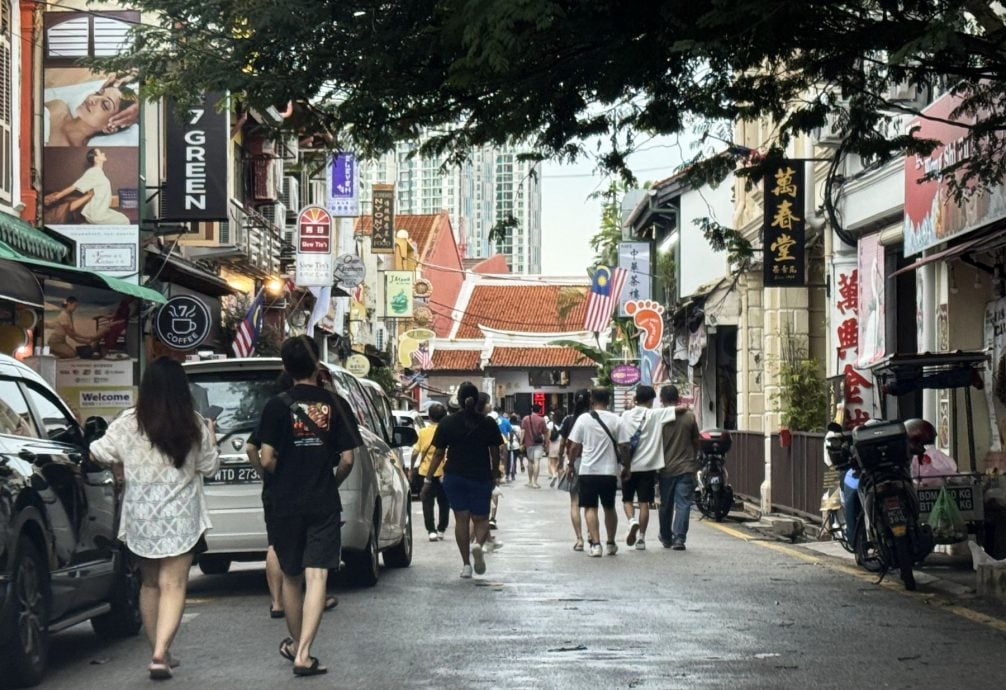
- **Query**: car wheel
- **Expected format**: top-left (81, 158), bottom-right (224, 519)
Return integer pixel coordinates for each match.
top-left (91, 552), bottom-right (142, 639)
top-left (383, 499), bottom-right (413, 568)
top-left (345, 515), bottom-right (380, 587)
top-left (0, 536), bottom-right (50, 688)
top-left (197, 556), bottom-right (231, 575)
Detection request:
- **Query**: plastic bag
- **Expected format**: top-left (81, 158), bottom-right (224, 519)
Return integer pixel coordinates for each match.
top-left (911, 445), bottom-right (958, 487)
top-left (928, 486), bottom-right (968, 543)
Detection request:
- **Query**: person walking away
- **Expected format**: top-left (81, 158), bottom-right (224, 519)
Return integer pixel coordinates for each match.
top-left (547, 409), bottom-right (564, 484)
top-left (619, 385), bottom-right (678, 550)
top-left (478, 393), bottom-right (505, 548)
top-left (492, 406), bottom-right (513, 487)
top-left (507, 414), bottom-right (522, 481)
top-left (258, 337), bottom-right (362, 676)
top-left (90, 357), bottom-right (219, 680)
top-left (658, 385), bottom-right (701, 550)
top-left (565, 388), bottom-right (629, 557)
top-left (413, 403), bottom-right (450, 541)
top-left (421, 381), bottom-right (503, 578)
top-left (560, 390), bottom-right (591, 550)
top-left (521, 404), bottom-right (549, 488)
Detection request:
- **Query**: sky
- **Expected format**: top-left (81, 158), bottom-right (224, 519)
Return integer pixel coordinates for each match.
top-left (539, 134), bottom-right (701, 276)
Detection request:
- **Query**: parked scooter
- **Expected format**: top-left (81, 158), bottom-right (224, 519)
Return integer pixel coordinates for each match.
top-left (825, 420), bottom-right (935, 590)
top-left (695, 429), bottom-right (735, 522)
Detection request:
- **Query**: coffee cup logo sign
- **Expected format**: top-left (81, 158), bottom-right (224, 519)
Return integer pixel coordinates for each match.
top-left (155, 296), bottom-right (211, 350)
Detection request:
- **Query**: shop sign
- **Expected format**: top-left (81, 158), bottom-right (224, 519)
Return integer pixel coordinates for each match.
top-left (164, 92), bottom-right (229, 221)
top-left (345, 353), bottom-right (371, 377)
top-left (611, 363), bottom-right (641, 386)
top-left (830, 256), bottom-right (875, 429)
top-left (326, 153), bottom-right (359, 217)
top-left (617, 242), bottom-right (651, 316)
top-left (154, 295), bottom-right (211, 350)
top-left (763, 160), bottom-right (806, 287)
top-left (384, 271), bottom-right (414, 318)
top-left (333, 253), bottom-right (366, 287)
top-left (856, 234), bottom-right (886, 368)
top-left (371, 184), bottom-right (395, 253)
top-left (982, 296), bottom-right (1006, 451)
top-left (903, 92), bottom-right (1006, 257)
top-left (295, 206), bottom-right (334, 287)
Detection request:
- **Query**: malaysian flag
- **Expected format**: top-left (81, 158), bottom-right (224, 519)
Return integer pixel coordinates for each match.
top-left (233, 290), bottom-right (265, 358)
top-left (583, 265), bottom-right (627, 332)
top-left (651, 356), bottom-right (668, 384)
top-left (412, 343), bottom-right (433, 371)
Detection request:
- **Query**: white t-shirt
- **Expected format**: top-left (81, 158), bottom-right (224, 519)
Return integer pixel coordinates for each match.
top-left (620, 405), bottom-right (678, 472)
top-left (568, 409), bottom-right (624, 476)
top-left (75, 166), bottom-right (129, 225)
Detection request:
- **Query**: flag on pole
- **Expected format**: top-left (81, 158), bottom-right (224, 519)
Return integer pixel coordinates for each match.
top-left (583, 265), bottom-right (627, 332)
top-left (233, 290), bottom-right (265, 358)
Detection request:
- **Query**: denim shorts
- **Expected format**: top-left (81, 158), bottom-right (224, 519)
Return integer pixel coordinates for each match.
top-left (442, 473), bottom-right (493, 516)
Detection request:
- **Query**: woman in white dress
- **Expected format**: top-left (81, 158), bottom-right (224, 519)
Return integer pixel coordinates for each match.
top-left (90, 357), bottom-right (219, 680)
top-left (43, 148), bottom-right (130, 225)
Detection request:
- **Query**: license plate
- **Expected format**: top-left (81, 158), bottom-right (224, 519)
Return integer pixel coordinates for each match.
top-left (206, 465), bottom-right (261, 484)
top-left (883, 496), bottom-right (907, 528)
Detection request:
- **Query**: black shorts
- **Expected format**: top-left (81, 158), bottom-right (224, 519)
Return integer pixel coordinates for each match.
top-left (578, 475), bottom-right (617, 510)
top-left (270, 511), bottom-right (342, 577)
top-left (622, 470), bottom-right (657, 504)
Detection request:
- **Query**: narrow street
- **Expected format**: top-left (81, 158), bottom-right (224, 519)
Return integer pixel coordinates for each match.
top-left (39, 483), bottom-right (1006, 689)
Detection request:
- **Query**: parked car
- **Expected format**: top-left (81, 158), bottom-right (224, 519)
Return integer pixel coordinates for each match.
top-left (182, 358), bottom-right (417, 587)
top-left (0, 354), bottom-right (140, 687)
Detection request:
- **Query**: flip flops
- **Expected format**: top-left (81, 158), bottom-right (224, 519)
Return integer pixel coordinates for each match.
top-left (293, 657), bottom-right (328, 677)
top-left (279, 637), bottom-right (296, 662)
top-left (270, 607), bottom-right (285, 619)
top-left (148, 661), bottom-right (172, 680)
top-left (324, 595), bottom-right (338, 611)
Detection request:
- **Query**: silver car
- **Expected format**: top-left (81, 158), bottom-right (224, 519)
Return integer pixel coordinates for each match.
top-left (182, 358), bottom-right (415, 587)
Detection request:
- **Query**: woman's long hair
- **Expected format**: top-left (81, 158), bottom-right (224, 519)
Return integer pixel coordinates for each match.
top-left (571, 388), bottom-right (591, 420)
top-left (135, 357), bottom-right (202, 469)
top-left (458, 381), bottom-right (481, 429)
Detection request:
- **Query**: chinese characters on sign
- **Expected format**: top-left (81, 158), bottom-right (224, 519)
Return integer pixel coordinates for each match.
top-left (326, 153), bottom-right (359, 217)
top-left (763, 160), bottom-right (806, 287)
top-left (617, 241), bottom-right (651, 316)
top-left (830, 257), bottom-right (875, 429)
top-left (295, 206), bottom-right (334, 287)
top-left (371, 184), bottom-right (395, 253)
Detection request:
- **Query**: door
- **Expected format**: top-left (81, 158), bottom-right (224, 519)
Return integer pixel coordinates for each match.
top-left (20, 381), bottom-right (116, 611)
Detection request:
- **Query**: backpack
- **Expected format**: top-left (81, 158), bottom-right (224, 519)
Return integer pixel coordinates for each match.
top-left (627, 410), bottom-right (647, 457)
top-left (549, 421), bottom-right (561, 443)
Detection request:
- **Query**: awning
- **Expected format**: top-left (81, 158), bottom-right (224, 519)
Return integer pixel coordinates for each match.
top-left (0, 212), bottom-right (69, 262)
top-left (0, 241), bottom-right (166, 304)
top-left (890, 235), bottom-right (985, 277)
top-left (145, 249), bottom-right (239, 297)
top-left (0, 259), bottom-right (45, 308)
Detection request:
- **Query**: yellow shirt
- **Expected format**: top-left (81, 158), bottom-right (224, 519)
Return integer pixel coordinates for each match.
top-left (413, 424), bottom-right (442, 478)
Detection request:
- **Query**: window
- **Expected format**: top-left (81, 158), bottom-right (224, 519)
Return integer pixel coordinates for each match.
top-left (22, 383), bottom-right (79, 444)
top-left (0, 2), bottom-right (12, 203)
top-left (0, 379), bottom-right (37, 438)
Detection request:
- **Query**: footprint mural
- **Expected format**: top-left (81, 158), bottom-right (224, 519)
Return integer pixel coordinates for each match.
top-left (626, 300), bottom-right (665, 384)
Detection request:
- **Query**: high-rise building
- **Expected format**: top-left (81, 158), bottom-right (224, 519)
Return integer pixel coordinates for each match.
top-left (356, 139), bottom-right (542, 273)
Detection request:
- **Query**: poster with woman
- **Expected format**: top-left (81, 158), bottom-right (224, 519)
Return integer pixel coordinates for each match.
top-left (41, 10), bottom-right (140, 282)
top-left (857, 235), bottom-right (886, 368)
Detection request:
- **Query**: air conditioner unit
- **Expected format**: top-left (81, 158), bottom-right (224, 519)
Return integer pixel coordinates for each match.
top-left (816, 111), bottom-right (845, 147)
top-left (271, 202), bottom-right (287, 232)
top-left (309, 180), bottom-right (326, 207)
top-left (285, 137), bottom-right (299, 162)
top-left (281, 176), bottom-right (300, 212)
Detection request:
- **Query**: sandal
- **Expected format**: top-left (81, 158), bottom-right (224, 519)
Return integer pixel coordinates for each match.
top-left (293, 657), bottom-right (328, 677)
top-left (279, 637), bottom-right (296, 662)
top-left (573, 541), bottom-right (584, 552)
top-left (148, 661), bottom-right (172, 680)
top-left (270, 607), bottom-right (285, 619)
top-left (324, 595), bottom-right (338, 611)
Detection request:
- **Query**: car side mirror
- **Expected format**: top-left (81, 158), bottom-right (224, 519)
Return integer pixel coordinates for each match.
top-left (83, 416), bottom-right (108, 444)
top-left (392, 425), bottom-right (418, 448)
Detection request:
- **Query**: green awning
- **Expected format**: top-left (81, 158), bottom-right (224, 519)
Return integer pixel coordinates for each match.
top-left (0, 241), bottom-right (166, 304)
top-left (0, 212), bottom-right (68, 262)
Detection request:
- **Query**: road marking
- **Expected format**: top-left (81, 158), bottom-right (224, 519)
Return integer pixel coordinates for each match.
top-left (703, 520), bottom-right (1006, 633)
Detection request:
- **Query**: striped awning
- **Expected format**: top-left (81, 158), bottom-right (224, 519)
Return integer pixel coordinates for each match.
top-left (0, 212), bottom-right (68, 262)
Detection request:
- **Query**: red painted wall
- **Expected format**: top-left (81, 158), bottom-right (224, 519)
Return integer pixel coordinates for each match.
top-left (19, 2), bottom-right (37, 222)
top-left (422, 214), bottom-right (464, 337)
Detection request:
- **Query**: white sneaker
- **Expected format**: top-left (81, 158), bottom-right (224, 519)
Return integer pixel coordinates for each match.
top-left (460, 565), bottom-right (473, 579)
top-left (606, 542), bottom-right (618, 556)
top-left (471, 543), bottom-right (486, 575)
top-left (428, 532), bottom-right (439, 542)
top-left (588, 543), bottom-right (603, 557)
top-left (626, 518), bottom-right (640, 547)
top-left (437, 531), bottom-right (445, 541)
top-left (635, 538), bottom-right (646, 551)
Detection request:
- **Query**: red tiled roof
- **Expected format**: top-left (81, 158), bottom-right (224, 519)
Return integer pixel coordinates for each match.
top-left (489, 347), bottom-right (594, 368)
top-left (354, 213), bottom-right (446, 261)
top-left (470, 254), bottom-right (510, 274)
top-left (430, 349), bottom-right (482, 371)
top-left (456, 284), bottom-right (589, 338)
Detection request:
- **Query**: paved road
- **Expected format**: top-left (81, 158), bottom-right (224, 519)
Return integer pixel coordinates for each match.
top-left (40, 481), bottom-right (1006, 689)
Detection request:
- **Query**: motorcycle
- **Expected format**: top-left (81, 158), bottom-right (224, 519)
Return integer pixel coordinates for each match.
top-left (825, 420), bottom-right (934, 590)
top-left (695, 429), bottom-right (735, 522)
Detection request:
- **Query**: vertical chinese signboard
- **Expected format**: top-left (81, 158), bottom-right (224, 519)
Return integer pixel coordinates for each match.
top-left (763, 160), bottom-right (806, 287)
top-left (831, 256), bottom-right (875, 429)
top-left (296, 206), bottom-right (334, 287)
top-left (43, 10), bottom-right (140, 283)
top-left (371, 184), bottom-right (395, 253)
top-left (617, 241), bottom-right (652, 316)
top-left (326, 153), bottom-right (359, 217)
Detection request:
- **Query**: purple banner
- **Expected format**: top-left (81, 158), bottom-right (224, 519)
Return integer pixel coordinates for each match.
top-left (326, 153), bottom-right (358, 217)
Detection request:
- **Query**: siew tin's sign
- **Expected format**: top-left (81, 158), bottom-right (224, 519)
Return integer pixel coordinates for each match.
top-left (163, 92), bottom-right (229, 221)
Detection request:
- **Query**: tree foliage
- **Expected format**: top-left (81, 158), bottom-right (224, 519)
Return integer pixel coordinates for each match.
top-left (109, 1), bottom-right (1006, 192)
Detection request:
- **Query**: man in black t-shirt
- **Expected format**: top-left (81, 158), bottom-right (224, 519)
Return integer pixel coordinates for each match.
top-left (258, 337), bottom-right (362, 677)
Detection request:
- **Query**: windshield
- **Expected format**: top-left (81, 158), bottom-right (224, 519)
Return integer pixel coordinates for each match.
top-left (188, 369), bottom-right (282, 435)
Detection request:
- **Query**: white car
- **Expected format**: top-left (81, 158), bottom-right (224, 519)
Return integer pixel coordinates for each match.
top-left (392, 409), bottom-right (427, 478)
top-left (182, 358), bottom-right (416, 587)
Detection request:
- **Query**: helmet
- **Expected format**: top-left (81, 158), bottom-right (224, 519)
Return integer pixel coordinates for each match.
top-left (904, 418), bottom-right (936, 450)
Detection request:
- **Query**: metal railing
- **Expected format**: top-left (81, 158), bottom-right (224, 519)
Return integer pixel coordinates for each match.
top-left (726, 430), bottom-right (827, 522)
